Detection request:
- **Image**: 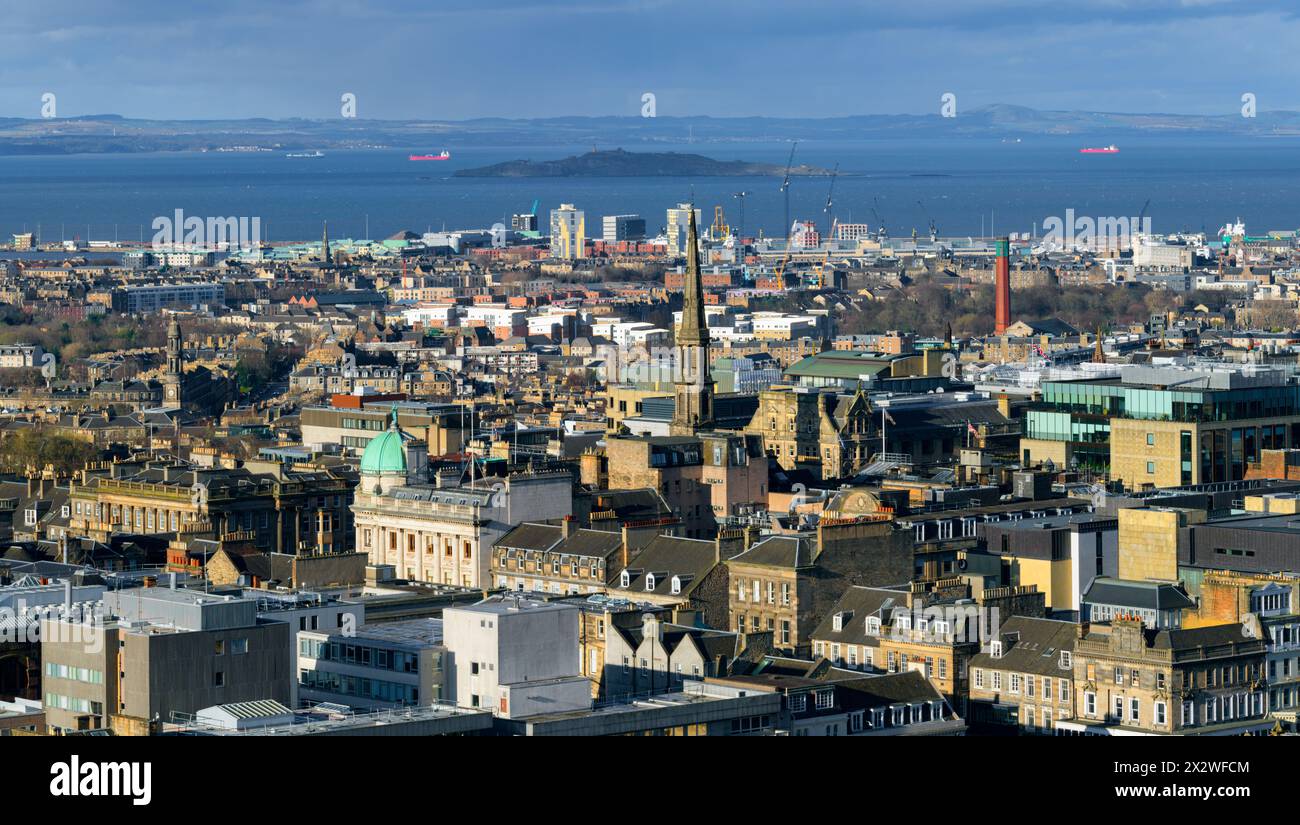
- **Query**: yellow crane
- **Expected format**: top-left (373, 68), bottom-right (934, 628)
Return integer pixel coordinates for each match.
top-left (711, 205), bottom-right (730, 241)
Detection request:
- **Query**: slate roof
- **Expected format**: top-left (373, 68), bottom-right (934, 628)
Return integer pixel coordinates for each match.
top-left (612, 534), bottom-right (718, 599)
top-left (808, 586), bottom-right (910, 646)
top-left (728, 535), bottom-right (810, 569)
top-left (1084, 577), bottom-right (1196, 611)
top-left (968, 616), bottom-right (1078, 677)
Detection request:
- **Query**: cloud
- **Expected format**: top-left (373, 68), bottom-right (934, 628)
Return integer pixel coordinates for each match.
top-left (0, 0), bottom-right (1297, 118)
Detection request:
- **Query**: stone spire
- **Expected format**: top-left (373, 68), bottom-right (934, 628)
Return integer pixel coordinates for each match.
top-left (1093, 327), bottom-right (1106, 363)
top-left (676, 207), bottom-right (708, 348)
top-left (322, 221), bottom-right (332, 265)
top-left (670, 207), bottom-right (714, 435)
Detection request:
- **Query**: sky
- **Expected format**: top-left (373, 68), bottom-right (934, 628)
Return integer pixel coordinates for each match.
top-left (3, 0), bottom-right (1299, 120)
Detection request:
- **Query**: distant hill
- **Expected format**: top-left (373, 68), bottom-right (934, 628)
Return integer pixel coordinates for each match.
top-left (3, 106), bottom-right (1300, 156)
top-left (453, 148), bottom-right (834, 177)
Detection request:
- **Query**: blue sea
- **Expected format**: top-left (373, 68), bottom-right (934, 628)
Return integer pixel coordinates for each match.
top-left (1, 136), bottom-right (1298, 244)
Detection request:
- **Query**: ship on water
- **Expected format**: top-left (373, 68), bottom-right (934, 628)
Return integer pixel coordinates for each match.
top-left (1079, 144), bottom-right (1119, 154)
top-left (410, 150), bottom-right (451, 161)
top-left (286, 150), bottom-right (324, 158)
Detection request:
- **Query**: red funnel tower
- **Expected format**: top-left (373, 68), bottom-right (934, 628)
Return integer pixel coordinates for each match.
top-left (994, 236), bottom-right (1011, 334)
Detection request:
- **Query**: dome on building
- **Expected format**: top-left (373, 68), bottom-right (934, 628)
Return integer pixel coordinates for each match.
top-left (360, 408), bottom-right (410, 476)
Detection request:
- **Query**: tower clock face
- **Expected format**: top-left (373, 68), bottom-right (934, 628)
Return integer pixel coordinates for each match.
top-left (166, 385), bottom-right (178, 401)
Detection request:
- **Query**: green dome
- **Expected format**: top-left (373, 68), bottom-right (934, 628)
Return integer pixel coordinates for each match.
top-left (360, 411), bottom-right (409, 475)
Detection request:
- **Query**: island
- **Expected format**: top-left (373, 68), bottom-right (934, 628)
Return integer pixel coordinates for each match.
top-left (453, 148), bottom-right (834, 177)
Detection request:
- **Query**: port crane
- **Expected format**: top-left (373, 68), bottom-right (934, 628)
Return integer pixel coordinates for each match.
top-left (871, 198), bottom-right (888, 243)
top-left (711, 205), bottom-right (730, 241)
top-left (822, 163), bottom-right (839, 237)
top-left (917, 200), bottom-right (938, 242)
top-left (779, 141), bottom-right (798, 239)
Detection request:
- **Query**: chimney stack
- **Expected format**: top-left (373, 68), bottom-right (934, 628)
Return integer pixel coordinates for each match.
top-left (994, 236), bottom-right (1011, 335)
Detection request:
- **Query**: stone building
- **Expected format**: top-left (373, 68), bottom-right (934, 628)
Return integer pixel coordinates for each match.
top-left (351, 410), bottom-right (573, 587)
top-left (1062, 616), bottom-right (1270, 735)
top-left (968, 616), bottom-right (1079, 734)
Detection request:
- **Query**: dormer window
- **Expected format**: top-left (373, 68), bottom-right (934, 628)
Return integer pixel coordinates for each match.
top-left (670, 576), bottom-right (682, 595)
top-left (1060, 650), bottom-right (1072, 668)
top-left (991, 641), bottom-right (1004, 658)
top-left (865, 617), bottom-right (881, 636)
top-left (833, 612), bottom-right (845, 632)
top-left (645, 573), bottom-right (656, 592)
top-left (896, 615), bottom-right (911, 632)
top-left (619, 570), bottom-right (630, 588)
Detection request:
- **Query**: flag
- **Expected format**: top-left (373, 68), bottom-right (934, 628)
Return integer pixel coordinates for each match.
top-left (967, 422), bottom-right (978, 437)
top-left (882, 410), bottom-right (896, 425)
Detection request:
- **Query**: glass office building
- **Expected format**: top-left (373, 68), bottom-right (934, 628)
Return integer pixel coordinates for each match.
top-left (1024, 366), bottom-right (1300, 482)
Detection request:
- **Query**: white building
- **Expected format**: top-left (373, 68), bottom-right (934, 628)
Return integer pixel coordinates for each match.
top-left (0, 344), bottom-right (44, 369)
top-left (350, 410), bottom-right (573, 587)
top-left (442, 597), bottom-right (591, 719)
top-left (666, 203), bottom-right (703, 256)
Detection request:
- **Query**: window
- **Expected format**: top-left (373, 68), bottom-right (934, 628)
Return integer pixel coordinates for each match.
top-left (231, 638), bottom-right (248, 655)
top-left (788, 694), bottom-right (807, 713)
top-left (1147, 433), bottom-right (1155, 446)
top-left (1129, 697), bottom-right (1140, 722)
top-left (214, 640), bottom-right (225, 656)
top-left (213, 671), bottom-right (225, 687)
top-left (1147, 461), bottom-right (1156, 474)
top-left (974, 668), bottom-right (984, 689)
top-left (1084, 691), bottom-right (1096, 716)
top-left (1155, 702), bottom-right (1167, 725)
top-left (814, 689), bottom-right (834, 710)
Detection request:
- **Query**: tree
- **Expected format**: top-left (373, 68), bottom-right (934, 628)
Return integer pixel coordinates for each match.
top-left (0, 428), bottom-right (99, 475)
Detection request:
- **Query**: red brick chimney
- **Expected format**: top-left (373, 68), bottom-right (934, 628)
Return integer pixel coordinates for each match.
top-left (994, 237), bottom-right (1011, 335)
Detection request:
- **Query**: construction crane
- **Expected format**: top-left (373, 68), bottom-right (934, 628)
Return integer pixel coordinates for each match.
top-left (813, 218), bottom-right (838, 289)
top-left (779, 141), bottom-right (798, 239)
top-left (732, 191), bottom-right (748, 237)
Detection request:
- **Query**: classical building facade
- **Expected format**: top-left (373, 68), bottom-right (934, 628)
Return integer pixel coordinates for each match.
top-left (1063, 616), bottom-right (1270, 735)
top-left (351, 410), bottom-right (573, 586)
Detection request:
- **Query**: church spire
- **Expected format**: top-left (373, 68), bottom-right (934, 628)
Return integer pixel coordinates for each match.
top-left (677, 207), bottom-right (708, 348)
top-left (670, 207), bottom-right (714, 435)
top-left (322, 221), bottom-right (332, 265)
